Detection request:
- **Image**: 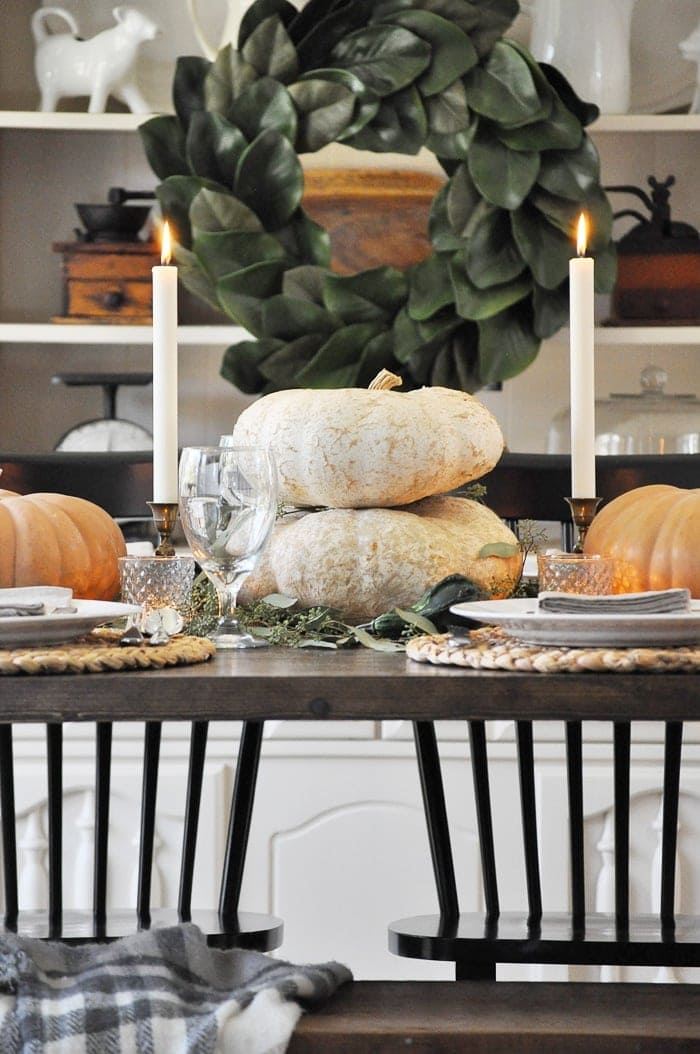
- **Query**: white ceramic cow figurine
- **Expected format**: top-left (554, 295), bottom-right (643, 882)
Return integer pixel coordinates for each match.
top-left (680, 21), bottom-right (700, 115)
top-left (32, 6), bottom-right (159, 114)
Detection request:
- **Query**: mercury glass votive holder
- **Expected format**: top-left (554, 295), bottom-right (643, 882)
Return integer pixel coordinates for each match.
top-left (118, 555), bottom-right (195, 635)
top-left (537, 552), bottom-right (615, 596)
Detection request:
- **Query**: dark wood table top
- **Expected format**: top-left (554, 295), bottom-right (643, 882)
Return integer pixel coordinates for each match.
top-left (0, 646), bottom-right (698, 724)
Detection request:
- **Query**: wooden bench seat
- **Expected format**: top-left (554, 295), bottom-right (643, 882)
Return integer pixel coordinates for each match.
top-left (289, 980), bottom-right (700, 1053)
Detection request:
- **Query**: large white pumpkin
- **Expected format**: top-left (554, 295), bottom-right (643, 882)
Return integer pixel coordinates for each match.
top-left (231, 374), bottom-right (503, 509)
top-left (240, 495), bottom-right (522, 621)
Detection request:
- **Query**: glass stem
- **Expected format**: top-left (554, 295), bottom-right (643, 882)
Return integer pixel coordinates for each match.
top-left (216, 582), bottom-right (242, 630)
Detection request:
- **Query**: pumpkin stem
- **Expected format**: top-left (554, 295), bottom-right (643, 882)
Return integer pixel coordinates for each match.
top-left (368, 369), bottom-right (402, 391)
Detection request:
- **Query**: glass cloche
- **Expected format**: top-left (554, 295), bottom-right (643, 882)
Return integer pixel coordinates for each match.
top-left (547, 365), bottom-right (700, 455)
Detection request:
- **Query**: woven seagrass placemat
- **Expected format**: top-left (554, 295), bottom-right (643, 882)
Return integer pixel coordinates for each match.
top-left (0, 630), bottom-right (215, 676)
top-left (406, 626), bottom-right (700, 674)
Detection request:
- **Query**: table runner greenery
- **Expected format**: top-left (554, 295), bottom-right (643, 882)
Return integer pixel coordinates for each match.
top-left (140, 0), bottom-right (615, 397)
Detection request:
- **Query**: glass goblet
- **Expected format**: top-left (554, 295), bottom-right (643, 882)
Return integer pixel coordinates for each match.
top-left (178, 446), bottom-right (278, 649)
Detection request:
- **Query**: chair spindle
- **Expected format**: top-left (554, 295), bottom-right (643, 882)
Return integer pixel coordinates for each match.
top-left (468, 721), bottom-right (499, 921)
top-left (660, 721), bottom-right (683, 933)
top-left (178, 721), bottom-right (209, 922)
top-left (412, 721), bottom-right (459, 924)
top-left (137, 721), bottom-right (162, 928)
top-left (0, 724), bottom-right (18, 930)
top-left (516, 721), bottom-right (542, 927)
top-left (219, 721), bottom-right (265, 926)
top-left (93, 722), bottom-right (113, 933)
top-left (613, 721), bottom-right (631, 935)
top-left (566, 721), bottom-right (585, 934)
top-left (46, 723), bottom-right (63, 935)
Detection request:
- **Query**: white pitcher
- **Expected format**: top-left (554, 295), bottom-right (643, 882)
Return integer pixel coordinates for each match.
top-left (186, 0), bottom-right (242, 60)
top-left (521, 0), bottom-right (638, 114)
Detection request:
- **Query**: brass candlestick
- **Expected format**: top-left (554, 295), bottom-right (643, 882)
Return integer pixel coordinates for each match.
top-left (565, 497), bottom-right (603, 553)
top-left (147, 501), bottom-right (179, 556)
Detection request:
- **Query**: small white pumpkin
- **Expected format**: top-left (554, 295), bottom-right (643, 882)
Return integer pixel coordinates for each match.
top-left (231, 371), bottom-right (503, 509)
top-left (240, 495), bottom-right (522, 621)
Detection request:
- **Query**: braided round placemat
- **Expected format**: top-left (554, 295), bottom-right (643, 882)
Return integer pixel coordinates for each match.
top-left (0, 630), bottom-right (216, 676)
top-left (406, 626), bottom-right (700, 674)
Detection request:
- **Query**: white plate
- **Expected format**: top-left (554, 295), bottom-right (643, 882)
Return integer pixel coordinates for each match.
top-left (0, 600), bottom-right (139, 648)
top-left (450, 598), bottom-right (700, 647)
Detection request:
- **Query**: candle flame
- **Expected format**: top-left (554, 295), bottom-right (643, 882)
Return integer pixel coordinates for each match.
top-left (576, 212), bottom-right (588, 257)
top-left (161, 221), bottom-right (172, 265)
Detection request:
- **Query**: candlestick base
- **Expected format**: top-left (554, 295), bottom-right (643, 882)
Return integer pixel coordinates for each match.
top-left (147, 501), bottom-right (179, 557)
top-left (564, 497), bottom-right (603, 554)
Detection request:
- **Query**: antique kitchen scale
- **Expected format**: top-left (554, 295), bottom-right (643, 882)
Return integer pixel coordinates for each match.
top-left (52, 187), bottom-right (156, 450)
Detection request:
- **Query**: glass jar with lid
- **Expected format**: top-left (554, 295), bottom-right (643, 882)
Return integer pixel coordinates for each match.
top-left (547, 365), bottom-right (700, 455)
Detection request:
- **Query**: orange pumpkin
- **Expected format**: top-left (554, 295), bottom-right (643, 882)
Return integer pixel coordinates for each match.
top-left (584, 484), bottom-right (700, 596)
top-left (0, 490), bottom-right (126, 600)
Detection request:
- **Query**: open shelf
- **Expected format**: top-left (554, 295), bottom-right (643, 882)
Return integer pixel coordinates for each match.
top-left (0, 323), bottom-right (247, 345)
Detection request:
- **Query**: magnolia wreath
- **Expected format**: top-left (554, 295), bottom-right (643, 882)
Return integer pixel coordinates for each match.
top-left (140, 0), bottom-right (615, 396)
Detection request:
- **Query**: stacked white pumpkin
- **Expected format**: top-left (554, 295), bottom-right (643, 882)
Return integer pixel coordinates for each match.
top-left (234, 372), bottom-right (522, 622)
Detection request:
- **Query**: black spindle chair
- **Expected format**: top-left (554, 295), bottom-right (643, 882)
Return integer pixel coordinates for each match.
top-left (390, 452), bottom-right (700, 981)
top-left (0, 718), bottom-right (282, 949)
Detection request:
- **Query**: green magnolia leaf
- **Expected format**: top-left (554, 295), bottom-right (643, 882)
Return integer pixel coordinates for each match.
top-left (425, 77), bottom-right (470, 134)
top-left (537, 136), bottom-right (600, 201)
top-left (344, 85), bottom-right (427, 153)
top-left (356, 329), bottom-right (398, 384)
top-left (592, 243), bottom-right (618, 293)
top-left (468, 0), bottom-right (519, 57)
top-left (323, 267), bottom-right (408, 322)
top-left (530, 185), bottom-right (613, 249)
top-left (387, 10), bottom-right (478, 95)
top-left (446, 163), bottom-right (481, 236)
top-left (172, 56), bottom-right (209, 132)
top-left (185, 112), bottom-right (248, 186)
top-left (330, 25), bottom-right (431, 97)
top-left (532, 281), bottom-right (569, 339)
top-left (466, 40), bottom-right (543, 125)
top-left (477, 301), bottom-right (540, 383)
top-left (428, 181), bottom-right (466, 250)
top-left (275, 211), bottom-right (332, 267)
top-left (540, 62), bottom-right (599, 127)
top-left (139, 116), bottom-right (188, 181)
top-left (258, 333), bottom-right (327, 383)
top-left (496, 92), bottom-right (582, 152)
top-left (451, 253), bottom-right (531, 319)
top-left (229, 77), bottom-right (298, 143)
top-left (190, 186), bottom-right (263, 234)
top-left (295, 0), bottom-right (377, 70)
top-left (192, 229), bottom-right (287, 280)
top-left (242, 15), bottom-right (299, 82)
top-left (511, 201), bottom-right (571, 289)
top-left (282, 264), bottom-right (327, 302)
top-left (295, 321), bottom-right (386, 386)
top-left (238, 0), bottom-right (298, 49)
top-left (468, 133), bottom-right (539, 210)
top-left (172, 243), bottom-right (221, 312)
top-left (204, 47), bottom-right (259, 120)
top-left (478, 541), bottom-right (521, 558)
top-left (234, 129), bottom-right (304, 228)
top-left (464, 204), bottom-right (525, 287)
top-left (217, 260), bottom-right (286, 331)
top-left (157, 175), bottom-right (213, 248)
top-left (262, 294), bottom-right (338, 339)
top-left (288, 79), bottom-right (358, 151)
top-left (220, 337), bottom-right (285, 393)
top-left (408, 255), bottom-right (454, 319)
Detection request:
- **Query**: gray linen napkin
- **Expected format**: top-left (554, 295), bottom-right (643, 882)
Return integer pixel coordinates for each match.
top-left (538, 588), bottom-right (691, 614)
top-left (0, 587), bottom-right (74, 618)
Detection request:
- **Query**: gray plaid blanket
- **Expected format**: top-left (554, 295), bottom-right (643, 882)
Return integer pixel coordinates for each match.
top-left (0, 923), bottom-right (352, 1053)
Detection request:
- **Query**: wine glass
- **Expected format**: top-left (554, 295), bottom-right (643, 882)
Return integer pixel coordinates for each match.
top-left (178, 446), bottom-right (278, 649)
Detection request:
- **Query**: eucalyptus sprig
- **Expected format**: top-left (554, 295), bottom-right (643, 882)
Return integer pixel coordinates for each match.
top-left (140, 0), bottom-right (615, 397)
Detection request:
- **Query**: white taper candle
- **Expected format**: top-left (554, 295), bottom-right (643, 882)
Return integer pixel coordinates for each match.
top-left (569, 212), bottom-right (596, 498)
top-left (152, 222), bottom-right (179, 503)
